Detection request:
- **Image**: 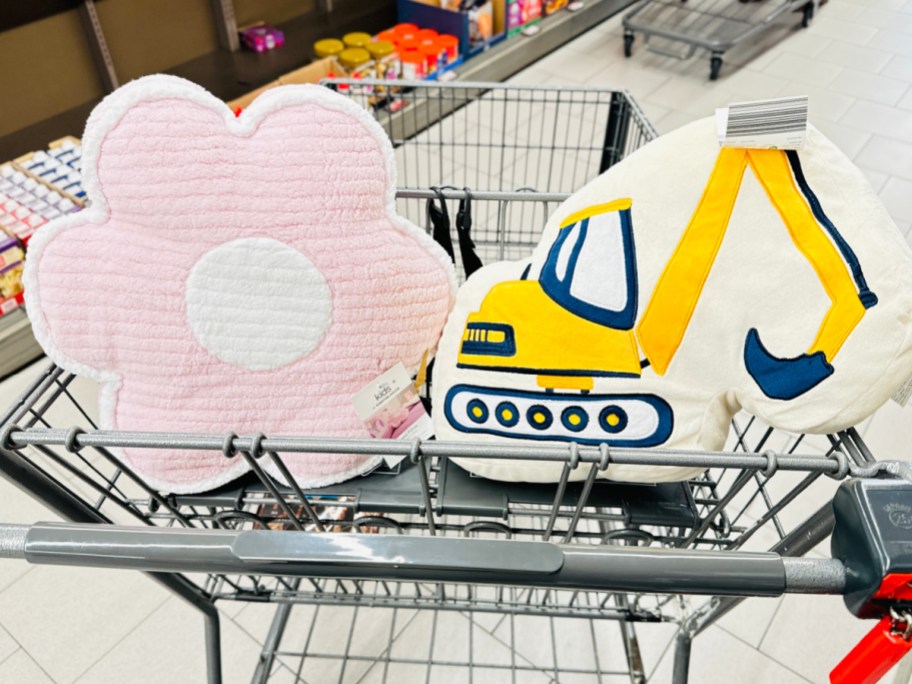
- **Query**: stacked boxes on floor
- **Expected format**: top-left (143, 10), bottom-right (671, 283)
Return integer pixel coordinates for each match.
top-left (0, 136), bottom-right (84, 317)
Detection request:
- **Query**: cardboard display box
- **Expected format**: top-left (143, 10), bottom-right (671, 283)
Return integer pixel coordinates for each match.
top-left (227, 57), bottom-right (347, 110)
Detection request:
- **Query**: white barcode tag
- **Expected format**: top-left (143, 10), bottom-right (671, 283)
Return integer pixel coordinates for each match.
top-left (892, 372), bottom-right (912, 407)
top-left (716, 96), bottom-right (808, 150)
top-left (352, 362), bottom-right (435, 468)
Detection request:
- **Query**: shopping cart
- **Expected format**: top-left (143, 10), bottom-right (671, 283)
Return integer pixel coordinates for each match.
top-left (0, 80), bottom-right (909, 684)
top-left (622, 0), bottom-right (818, 80)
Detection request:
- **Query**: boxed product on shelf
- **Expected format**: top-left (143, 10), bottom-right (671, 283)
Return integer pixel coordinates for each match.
top-left (543, 0), bottom-right (568, 15)
top-left (397, 0), bottom-right (506, 59)
top-left (0, 232), bottom-right (24, 317)
top-left (239, 22), bottom-right (285, 53)
top-left (507, 0), bottom-right (542, 34)
top-left (0, 164), bottom-right (80, 247)
top-left (0, 135), bottom-right (87, 319)
top-left (13, 136), bottom-right (86, 205)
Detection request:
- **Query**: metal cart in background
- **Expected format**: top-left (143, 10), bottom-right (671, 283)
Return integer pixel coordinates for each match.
top-left (622, 0), bottom-right (819, 80)
top-left (0, 80), bottom-right (909, 684)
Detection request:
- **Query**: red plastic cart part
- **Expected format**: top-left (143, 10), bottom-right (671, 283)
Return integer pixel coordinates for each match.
top-left (831, 574), bottom-right (912, 683)
top-left (831, 615), bottom-right (912, 684)
top-left (873, 574), bottom-right (912, 601)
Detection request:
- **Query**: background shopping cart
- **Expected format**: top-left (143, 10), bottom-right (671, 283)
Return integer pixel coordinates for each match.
top-left (0, 80), bottom-right (907, 684)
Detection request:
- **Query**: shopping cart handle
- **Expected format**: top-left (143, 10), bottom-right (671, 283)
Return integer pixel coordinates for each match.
top-left (0, 524), bottom-right (26, 560)
top-left (0, 521), bottom-right (847, 597)
top-left (231, 528), bottom-right (566, 574)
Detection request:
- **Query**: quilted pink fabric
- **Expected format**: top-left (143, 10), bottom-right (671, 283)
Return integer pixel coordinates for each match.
top-left (25, 75), bottom-right (456, 493)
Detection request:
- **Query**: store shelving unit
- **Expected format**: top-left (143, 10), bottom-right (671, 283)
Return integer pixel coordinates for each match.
top-left (0, 2), bottom-right (397, 162)
top-left (0, 0), bottom-right (635, 380)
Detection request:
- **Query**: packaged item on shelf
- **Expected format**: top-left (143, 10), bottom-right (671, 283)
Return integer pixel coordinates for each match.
top-left (23, 74), bottom-right (456, 493)
top-left (544, 0), bottom-right (568, 15)
top-left (0, 130), bottom-right (89, 320)
top-left (436, 34), bottom-right (460, 66)
top-left (342, 31), bottom-right (372, 49)
top-left (0, 232), bottom-right (24, 316)
top-left (468, 1), bottom-right (495, 47)
top-left (416, 28), bottom-right (439, 43)
top-left (392, 23), bottom-right (419, 40)
top-left (14, 136), bottom-right (86, 204)
top-left (337, 48), bottom-right (373, 89)
top-left (365, 40), bottom-right (399, 80)
top-left (507, 0), bottom-right (524, 34)
top-left (313, 38), bottom-right (345, 59)
top-left (400, 50), bottom-right (427, 80)
top-left (239, 23), bottom-right (285, 52)
top-left (508, 0), bottom-right (542, 34)
top-left (432, 116), bottom-right (912, 485)
top-left (0, 166), bottom-right (80, 248)
top-left (0, 194), bottom-right (44, 247)
top-left (397, 35), bottom-right (422, 53)
top-left (376, 28), bottom-right (398, 43)
top-left (419, 42), bottom-right (442, 76)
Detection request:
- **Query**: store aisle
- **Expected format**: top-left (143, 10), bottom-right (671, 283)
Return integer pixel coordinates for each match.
top-left (1, 1), bottom-right (912, 681)
top-left (519, 0), bottom-right (912, 240)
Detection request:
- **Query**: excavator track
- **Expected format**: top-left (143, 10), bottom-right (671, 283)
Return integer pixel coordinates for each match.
top-left (444, 385), bottom-right (674, 446)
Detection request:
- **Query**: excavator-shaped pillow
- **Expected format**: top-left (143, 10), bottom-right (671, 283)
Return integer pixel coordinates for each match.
top-left (432, 117), bottom-right (912, 483)
top-left (24, 75), bottom-right (456, 493)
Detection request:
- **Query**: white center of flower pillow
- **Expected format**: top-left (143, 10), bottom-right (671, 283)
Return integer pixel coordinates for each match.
top-left (185, 237), bottom-right (332, 370)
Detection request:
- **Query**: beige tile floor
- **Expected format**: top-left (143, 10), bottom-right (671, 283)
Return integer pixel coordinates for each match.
top-left (2, 0), bottom-right (912, 681)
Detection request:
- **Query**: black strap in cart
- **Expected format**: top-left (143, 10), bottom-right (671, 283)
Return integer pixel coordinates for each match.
top-left (427, 186), bottom-right (455, 264)
top-left (427, 186), bottom-right (483, 279)
top-left (456, 187), bottom-right (483, 279)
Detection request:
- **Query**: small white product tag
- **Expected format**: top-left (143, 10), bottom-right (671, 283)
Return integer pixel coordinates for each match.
top-left (892, 372), bottom-right (912, 407)
top-left (716, 96), bottom-right (808, 150)
top-left (352, 362), bottom-right (435, 467)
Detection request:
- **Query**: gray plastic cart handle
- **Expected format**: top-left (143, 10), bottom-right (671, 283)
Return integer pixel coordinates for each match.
top-left (0, 522), bottom-right (845, 597)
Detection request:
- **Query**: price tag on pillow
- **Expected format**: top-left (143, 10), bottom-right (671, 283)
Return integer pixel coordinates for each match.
top-left (892, 372), bottom-right (912, 407)
top-left (716, 96), bottom-right (808, 150)
top-left (353, 362), bottom-right (435, 467)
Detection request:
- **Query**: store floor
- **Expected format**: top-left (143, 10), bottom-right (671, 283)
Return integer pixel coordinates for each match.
top-left (2, 1), bottom-right (912, 682)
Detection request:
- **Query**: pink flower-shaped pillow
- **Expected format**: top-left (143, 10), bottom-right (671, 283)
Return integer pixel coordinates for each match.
top-left (24, 75), bottom-right (456, 493)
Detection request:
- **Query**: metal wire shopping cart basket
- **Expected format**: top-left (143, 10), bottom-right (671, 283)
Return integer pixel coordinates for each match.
top-left (622, 0), bottom-right (818, 81)
top-left (0, 80), bottom-right (908, 684)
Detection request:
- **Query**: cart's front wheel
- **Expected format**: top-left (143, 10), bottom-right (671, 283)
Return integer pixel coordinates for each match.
top-left (710, 54), bottom-right (723, 80)
top-left (801, 2), bottom-right (814, 27)
top-left (624, 31), bottom-right (634, 58)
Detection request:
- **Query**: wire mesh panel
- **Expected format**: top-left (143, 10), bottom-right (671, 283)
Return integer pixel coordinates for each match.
top-left (323, 80), bottom-right (657, 270)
